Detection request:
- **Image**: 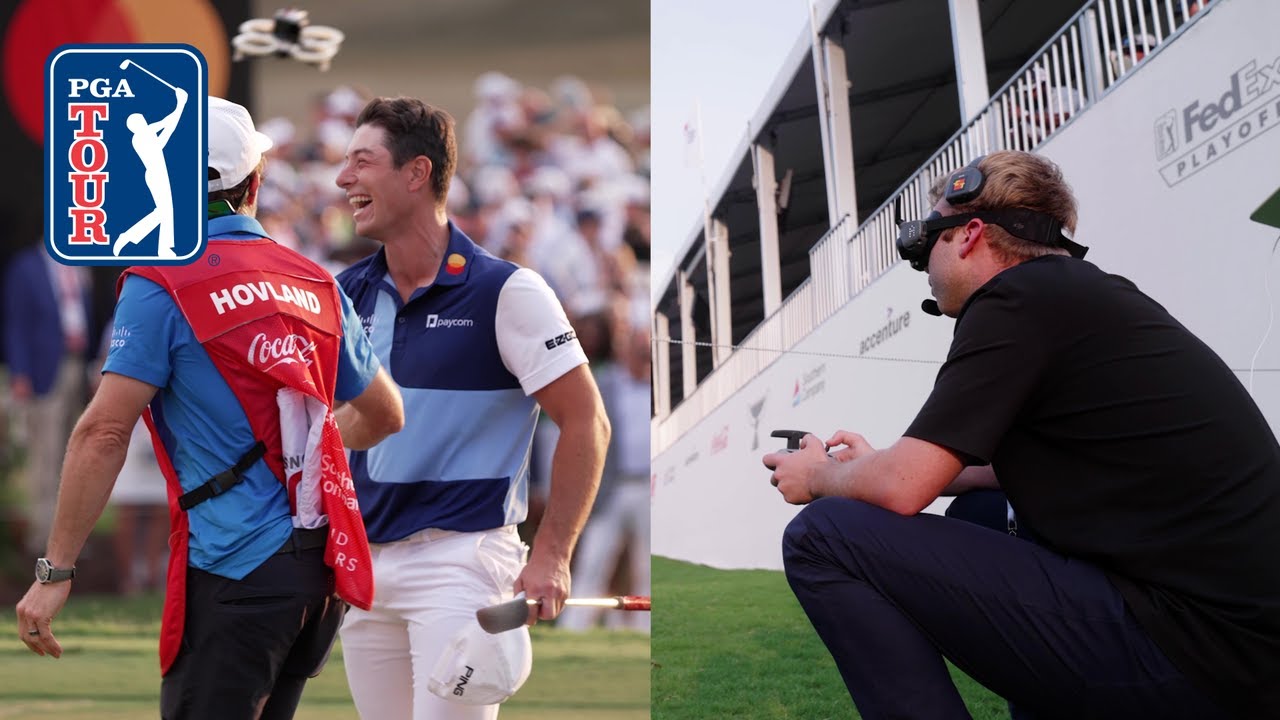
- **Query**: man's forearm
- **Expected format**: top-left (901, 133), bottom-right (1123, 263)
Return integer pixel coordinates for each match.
top-left (812, 450), bottom-right (906, 508)
top-left (333, 370), bottom-right (405, 451)
top-left (531, 415), bottom-right (608, 563)
top-left (331, 405), bottom-right (374, 447)
top-left (333, 403), bottom-right (386, 450)
top-left (45, 421), bottom-right (131, 568)
top-left (811, 438), bottom-right (964, 516)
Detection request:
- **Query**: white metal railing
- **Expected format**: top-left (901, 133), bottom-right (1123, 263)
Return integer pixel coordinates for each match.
top-left (653, 0), bottom-right (1210, 455)
top-left (811, 214), bottom-right (856, 321)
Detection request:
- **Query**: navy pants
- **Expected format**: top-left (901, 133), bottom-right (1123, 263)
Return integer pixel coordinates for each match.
top-left (782, 498), bottom-right (1231, 720)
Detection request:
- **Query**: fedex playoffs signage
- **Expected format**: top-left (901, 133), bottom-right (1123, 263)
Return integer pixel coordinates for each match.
top-left (1154, 54), bottom-right (1280, 186)
top-left (45, 44), bottom-right (207, 265)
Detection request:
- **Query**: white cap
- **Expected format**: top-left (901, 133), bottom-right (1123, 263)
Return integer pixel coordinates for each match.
top-left (209, 97), bottom-right (273, 192)
top-left (500, 197), bottom-right (534, 226)
top-left (325, 86), bottom-right (366, 118)
top-left (526, 166), bottom-right (571, 200)
top-left (472, 165), bottom-right (518, 207)
top-left (317, 118), bottom-right (354, 154)
top-left (628, 292), bottom-right (650, 330)
top-left (427, 618), bottom-right (532, 706)
top-left (621, 173), bottom-right (650, 206)
top-left (551, 75), bottom-right (591, 110)
top-left (447, 176), bottom-right (471, 213)
top-left (628, 106), bottom-right (650, 136)
top-left (257, 116), bottom-right (296, 148)
top-left (1120, 33), bottom-right (1157, 51)
top-left (568, 288), bottom-right (609, 318)
top-left (474, 71), bottom-right (520, 101)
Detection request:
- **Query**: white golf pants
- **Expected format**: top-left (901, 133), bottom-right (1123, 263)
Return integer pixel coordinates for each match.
top-left (340, 525), bottom-right (529, 720)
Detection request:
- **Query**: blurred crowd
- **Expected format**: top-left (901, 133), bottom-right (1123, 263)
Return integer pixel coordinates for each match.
top-left (254, 75), bottom-right (651, 301)
top-left (1, 72), bottom-right (652, 629)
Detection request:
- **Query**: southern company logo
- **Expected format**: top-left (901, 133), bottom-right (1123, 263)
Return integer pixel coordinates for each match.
top-left (792, 363), bottom-right (826, 407)
top-left (46, 44), bottom-right (207, 265)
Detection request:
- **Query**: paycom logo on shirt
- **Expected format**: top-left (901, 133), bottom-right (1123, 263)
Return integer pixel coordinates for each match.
top-left (45, 44), bottom-right (207, 265)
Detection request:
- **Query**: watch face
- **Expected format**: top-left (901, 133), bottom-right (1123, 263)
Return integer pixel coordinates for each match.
top-left (35, 557), bottom-right (74, 583)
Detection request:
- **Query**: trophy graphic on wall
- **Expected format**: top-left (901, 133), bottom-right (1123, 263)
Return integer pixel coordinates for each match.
top-left (748, 395), bottom-right (767, 450)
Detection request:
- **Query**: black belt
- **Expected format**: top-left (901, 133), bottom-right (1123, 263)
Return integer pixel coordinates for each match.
top-left (178, 441), bottom-right (267, 511)
top-left (273, 527), bottom-right (330, 556)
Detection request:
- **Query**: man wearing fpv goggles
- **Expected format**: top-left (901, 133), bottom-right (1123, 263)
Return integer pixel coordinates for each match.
top-left (764, 151), bottom-right (1280, 718)
top-left (895, 155), bottom-right (1088, 308)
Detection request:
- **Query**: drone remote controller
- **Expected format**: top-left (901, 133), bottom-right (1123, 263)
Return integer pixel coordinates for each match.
top-left (771, 429), bottom-right (807, 453)
top-left (771, 430), bottom-right (840, 460)
top-left (773, 429), bottom-right (830, 454)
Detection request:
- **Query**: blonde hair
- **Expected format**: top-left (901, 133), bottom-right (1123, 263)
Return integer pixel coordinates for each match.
top-left (929, 151), bottom-right (1078, 263)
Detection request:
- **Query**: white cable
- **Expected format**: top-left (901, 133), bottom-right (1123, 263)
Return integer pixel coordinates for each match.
top-left (1249, 235), bottom-right (1280, 395)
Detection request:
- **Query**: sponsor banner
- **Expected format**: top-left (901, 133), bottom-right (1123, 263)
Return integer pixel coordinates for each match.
top-left (1156, 55), bottom-right (1280, 186)
top-left (652, 263), bottom-right (951, 569)
top-left (683, 448), bottom-right (701, 467)
top-left (791, 363), bottom-right (826, 407)
top-left (45, 44), bottom-right (207, 265)
top-left (709, 425), bottom-right (729, 456)
top-left (860, 307), bottom-right (912, 356)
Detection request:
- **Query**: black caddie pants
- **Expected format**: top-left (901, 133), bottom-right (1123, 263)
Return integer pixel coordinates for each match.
top-left (782, 497), bottom-right (1232, 720)
top-left (160, 530), bottom-right (343, 720)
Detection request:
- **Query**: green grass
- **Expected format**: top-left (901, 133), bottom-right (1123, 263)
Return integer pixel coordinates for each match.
top-left (0, 591), bottom-right (649, 719)
top-left (651, 556), bottom-right (1009, 720)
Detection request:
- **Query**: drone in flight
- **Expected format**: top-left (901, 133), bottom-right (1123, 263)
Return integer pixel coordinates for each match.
top-left (232, 8), bottom-right (344, 71)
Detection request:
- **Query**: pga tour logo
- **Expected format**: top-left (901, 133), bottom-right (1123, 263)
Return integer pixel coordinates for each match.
top-left (45, 44), bottom-right (207, 265)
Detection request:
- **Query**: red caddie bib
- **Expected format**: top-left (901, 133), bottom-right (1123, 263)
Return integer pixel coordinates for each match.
top-left (120, 238), bottom-right (374, 675)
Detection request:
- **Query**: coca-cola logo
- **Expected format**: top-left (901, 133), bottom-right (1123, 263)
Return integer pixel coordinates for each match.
top-left (248, 332), bottom-right (317, 372)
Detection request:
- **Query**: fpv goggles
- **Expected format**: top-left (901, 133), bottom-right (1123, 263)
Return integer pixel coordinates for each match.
top-left (895, 208), bottom-right (1088, 271)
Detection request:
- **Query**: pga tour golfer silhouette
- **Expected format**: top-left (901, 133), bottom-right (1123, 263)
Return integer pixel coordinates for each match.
top-left (112, 59), bottom-right (187, 259)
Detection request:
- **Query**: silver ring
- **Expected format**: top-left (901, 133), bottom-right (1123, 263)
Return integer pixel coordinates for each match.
top-left (27, 629), bottom-right (39, 636)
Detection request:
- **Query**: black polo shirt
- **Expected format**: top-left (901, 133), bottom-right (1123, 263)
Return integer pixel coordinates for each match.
top-left (906, 255), bottom-right (1280, 716)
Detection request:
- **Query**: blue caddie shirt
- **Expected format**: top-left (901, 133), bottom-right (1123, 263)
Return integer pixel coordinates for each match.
top-left (103, 215), bottom-right (381, 580)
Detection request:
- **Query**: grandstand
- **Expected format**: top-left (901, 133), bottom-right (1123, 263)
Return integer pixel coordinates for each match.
top-left (650, 0), bottom-right (1280, 569)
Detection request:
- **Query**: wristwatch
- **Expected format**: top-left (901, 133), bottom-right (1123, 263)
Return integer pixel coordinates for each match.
top-left (35, 558), bottom-right (76, 584)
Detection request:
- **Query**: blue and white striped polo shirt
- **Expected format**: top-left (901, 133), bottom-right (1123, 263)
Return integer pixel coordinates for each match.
top-left (336, 224), bottom-right (586, 543)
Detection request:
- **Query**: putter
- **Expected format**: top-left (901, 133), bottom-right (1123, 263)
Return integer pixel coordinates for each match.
top-left (476, 595), bottom-right (651, 634)
top-left (119, 59), bottom-right (179, 92)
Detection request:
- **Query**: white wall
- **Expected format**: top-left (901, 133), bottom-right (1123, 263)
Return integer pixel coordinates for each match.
top-left (651, 265), bottom-right (955, 568)
top-left (652, 0), bottom-right (1280, 570)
